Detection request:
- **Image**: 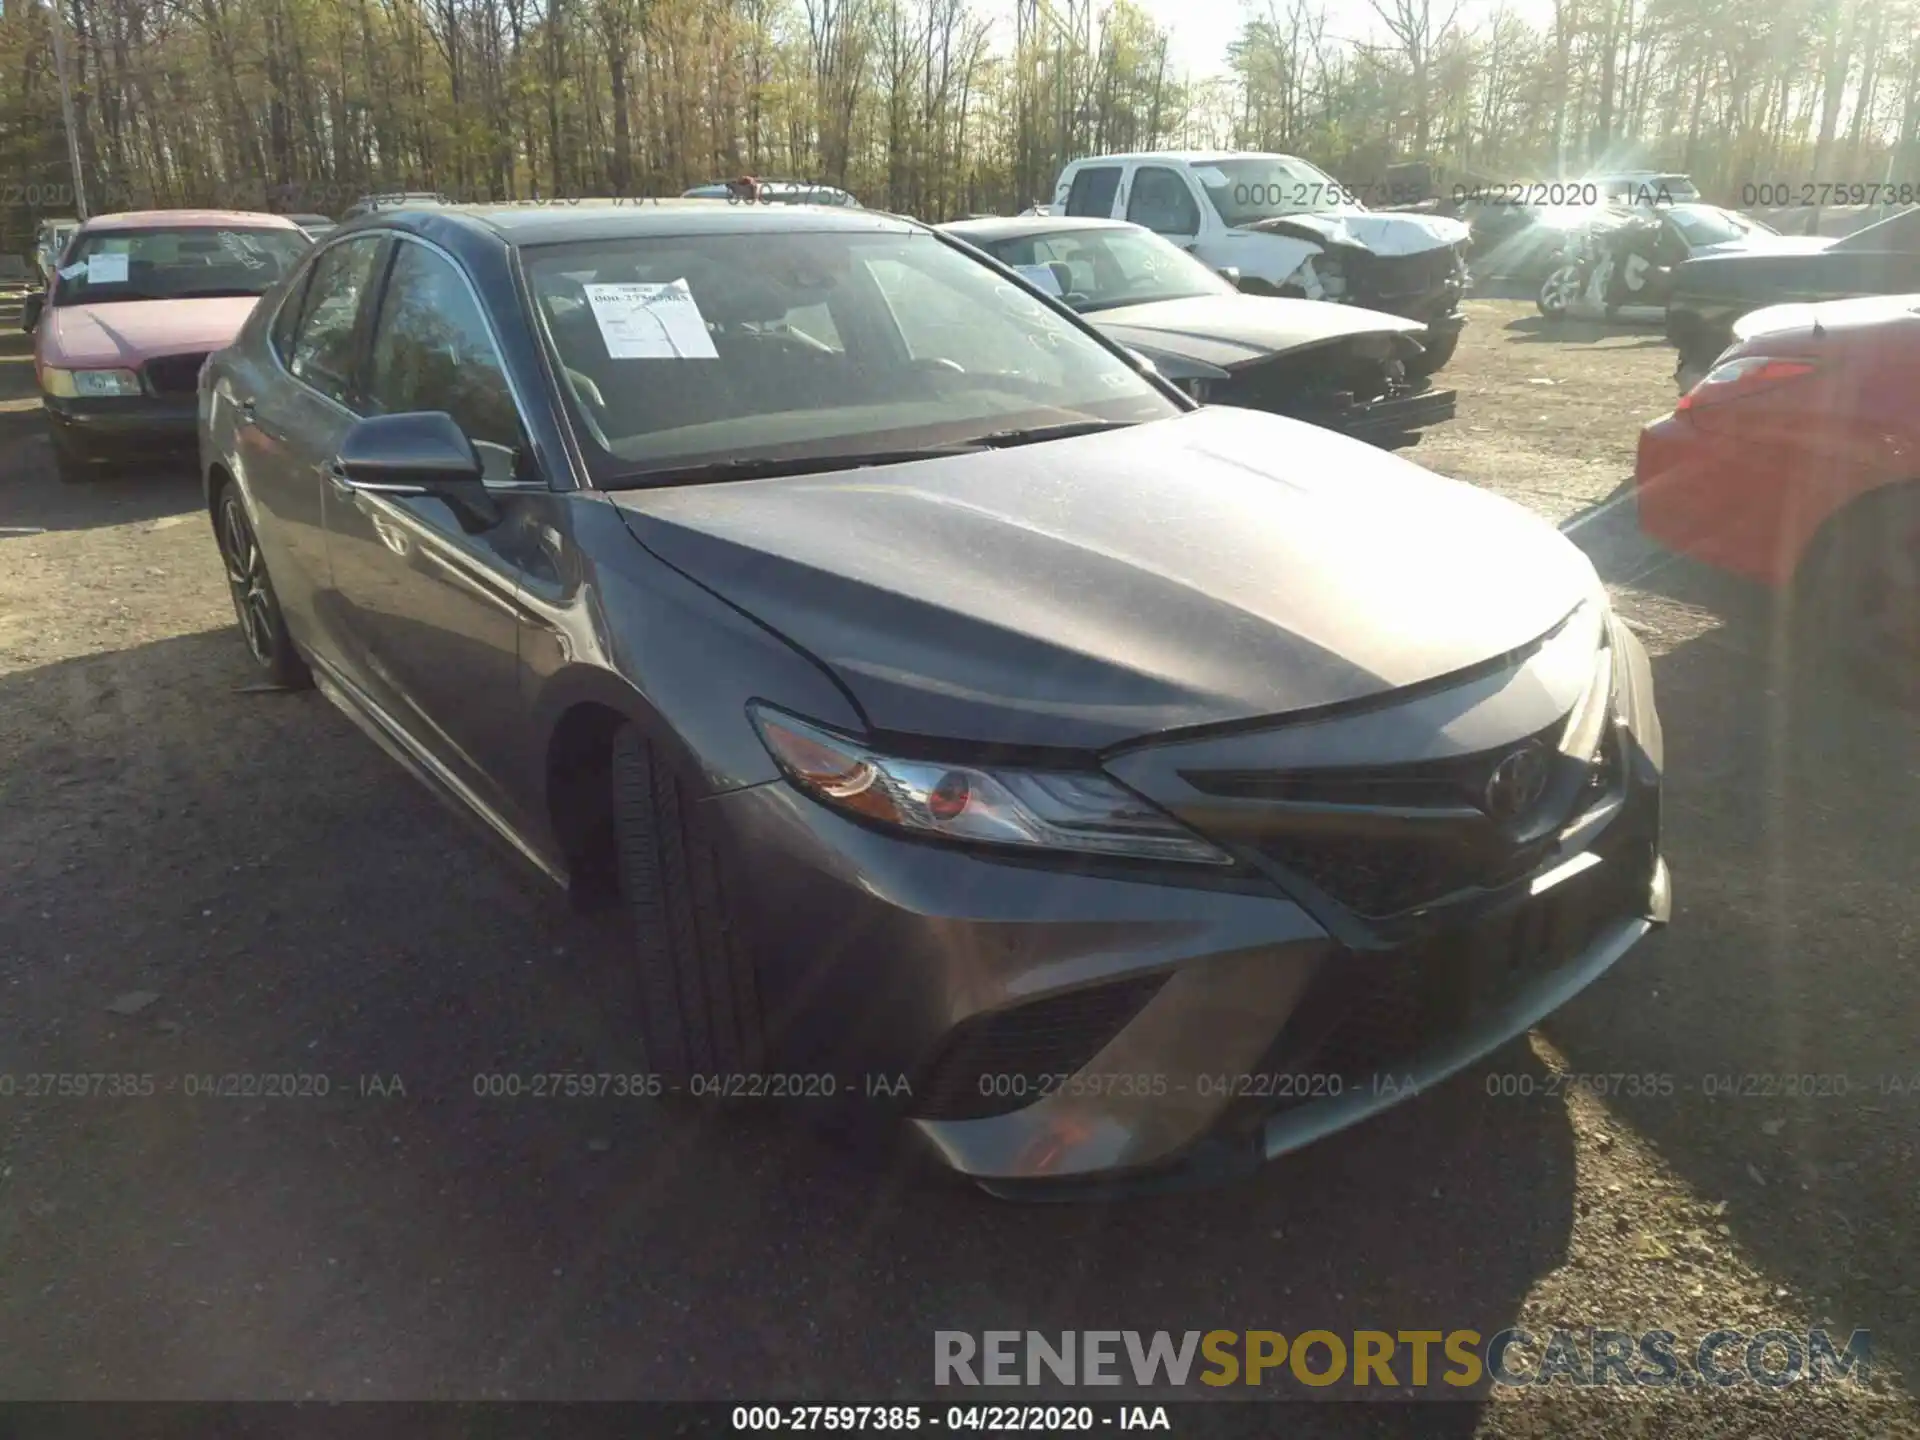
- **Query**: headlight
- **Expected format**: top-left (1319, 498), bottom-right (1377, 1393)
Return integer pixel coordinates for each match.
top-left (43, 366), bottom-right (142, 398)
top-left (749, 704), bottom-right (1234, 865)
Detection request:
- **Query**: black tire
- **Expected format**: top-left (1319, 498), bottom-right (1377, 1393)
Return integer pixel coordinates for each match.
top-left (1406, 327), bottom-right (1460, 376)
top-left (51, 432), bottom-right (96, 484)
top-left (213, 484), bottom-right (312, 689)
top-left (610, 725), bottom-right (765, 1081)
top-left (1791, 488), bottom-right (1920, 707)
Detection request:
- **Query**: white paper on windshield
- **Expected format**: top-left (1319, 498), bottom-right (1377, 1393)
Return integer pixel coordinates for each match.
top-left (82, 252), bottom-right (129, 283)
top-left (57, 261), bottom-right (88, 280)
top-left (1012, 264), bottom-right (1063, 297)
top-left (1191, 166), bottom-right (1230, 188)
top-left (583, 279), bottom-right (718, 359)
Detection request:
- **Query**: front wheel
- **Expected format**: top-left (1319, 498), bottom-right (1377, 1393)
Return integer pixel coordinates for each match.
top-left (50, 432), bottom-right (97, 484)
top-left (214, 485), bottom-right (311, 689)
top-left (610, 726), bottom-right (766, 1081)
top-left (1538, 265), bottom-right (1582, 319)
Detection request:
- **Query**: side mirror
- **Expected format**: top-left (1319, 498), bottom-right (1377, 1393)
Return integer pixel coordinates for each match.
top-left (336, 411), bottom-right (500, 532)
top-left (21, 292), bottom-right (44, 333)
top-left (1217, 266), bottom-right (1242, 289)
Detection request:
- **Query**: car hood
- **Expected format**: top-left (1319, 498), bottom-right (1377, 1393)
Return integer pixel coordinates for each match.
top-left (1241, 210), bottom-right (1470, 257)
top-left (1692, 234), bottom-right (1835, 257)
top-left (609, 407), bottom-right (1599, 750)
top-left (41, 297), bottom-right (260, 368)
top-left (1732, 293), bottom-right (1920, 343)
top-left (1090, 294), bottom-right (1425, 370)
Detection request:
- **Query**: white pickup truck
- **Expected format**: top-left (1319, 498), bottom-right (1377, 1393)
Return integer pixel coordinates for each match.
top-left (1052, 152), bottom-right (1472, 373)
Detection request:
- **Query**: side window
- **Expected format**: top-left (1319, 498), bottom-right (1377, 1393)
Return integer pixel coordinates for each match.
top-left (363, 240), bottom-right (520, 451)
top-left (286, 236), bottom-right (384, 406)
top-left (269, 267), bottom-right (315, 365)
top-left (1126, 166), bottom-right (1201, 237)
top-left (1065, 166), bottom-right (1122, 218)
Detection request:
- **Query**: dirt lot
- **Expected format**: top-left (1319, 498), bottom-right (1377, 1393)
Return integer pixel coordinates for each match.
top-left (2, 297), bottom-right (1918, 1436)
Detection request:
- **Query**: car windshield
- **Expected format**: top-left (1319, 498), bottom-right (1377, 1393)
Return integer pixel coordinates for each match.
top-left (977, 227), bottom-right (1234, 313)
top-left (1192, 156), bottom-right (1362, 227)
top-left (524, 227), bottom-right (1180, 485)
top-left (1669, 207), bottom-right (1749, 245)
top-left (50, 226), bottom-right (308, 305)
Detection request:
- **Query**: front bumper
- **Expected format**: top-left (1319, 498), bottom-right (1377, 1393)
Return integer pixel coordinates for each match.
top-left (1636, 411), bottom-right (1802, 586)
top-left (710, 619), bottom-right (1667, 1194)
top-left (44, 394), bottom-right (198, 455)
top-left (1327, 385), bottom-right (1457, 444)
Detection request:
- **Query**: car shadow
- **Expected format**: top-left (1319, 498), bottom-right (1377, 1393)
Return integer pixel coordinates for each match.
top-left (1546, 483), bottom-right (1920, 1385)
top-left (0, 617), bottom-right (1573, 1413)
top-left (1502, 315), bottom-right (1667, 348)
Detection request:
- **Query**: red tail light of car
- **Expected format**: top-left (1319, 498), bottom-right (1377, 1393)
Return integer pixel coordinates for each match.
top-left (1676, 355), bottom-right (1821, 412)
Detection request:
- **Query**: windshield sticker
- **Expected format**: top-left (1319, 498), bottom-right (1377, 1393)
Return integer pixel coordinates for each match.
top-left (57, 261), bottom-right (89, 280)
top-left (1191, 167), bottom-right (1230, 188)
top-left (1012, 264), bottom-right (1063, 297)
top-left (81, 252), bottom-right (129, 283)
top-left (584, 278), bottom-right (719, 359)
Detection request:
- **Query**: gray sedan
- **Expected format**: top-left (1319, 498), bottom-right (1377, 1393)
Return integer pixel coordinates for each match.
top-left (943, 216), bottom-right (1456, 445)
top-left (197, 201), bottom-right (1669, 1195)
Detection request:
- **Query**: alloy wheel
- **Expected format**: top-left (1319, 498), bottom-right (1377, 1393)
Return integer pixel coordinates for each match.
top-left (219, 494), bottom-right (276, 669)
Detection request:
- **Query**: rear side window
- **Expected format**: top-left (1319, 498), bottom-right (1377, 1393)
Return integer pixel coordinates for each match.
top-left (1065, 166), bottom-right (1122, 218)
top-left (363, 240), bottom-right (520, 450)
top-left (1126, 166), bottom-right (1201, 236)
top-left (286, 236), bottom-right (384, 406)
top-left (270, 267), bottom-right (315, 364)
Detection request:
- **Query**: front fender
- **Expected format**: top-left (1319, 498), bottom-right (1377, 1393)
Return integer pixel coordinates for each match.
top-left (1203, 230), bottom-right (1324, 289)
top-left (520, 495), bottom-right (869, 811)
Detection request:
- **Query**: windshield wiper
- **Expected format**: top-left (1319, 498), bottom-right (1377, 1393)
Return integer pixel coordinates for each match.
top-left (169, 287), bottom-right (270, 300)
top-left (607, 444), bottom-right (987, 488)
top-left (970, 419), bottom-right (1139, 448)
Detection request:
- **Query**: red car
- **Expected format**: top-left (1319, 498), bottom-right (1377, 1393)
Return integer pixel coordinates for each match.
top-left (1636, 294), bottom-right (1920, 697)
top-left (22, 209), bottom-right (310, 482)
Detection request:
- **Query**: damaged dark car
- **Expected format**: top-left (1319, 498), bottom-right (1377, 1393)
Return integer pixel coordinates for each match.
top-left (943, 216), bottom-right (1456, 446)
top-left (1666, 203), bottom-right (1920, 388)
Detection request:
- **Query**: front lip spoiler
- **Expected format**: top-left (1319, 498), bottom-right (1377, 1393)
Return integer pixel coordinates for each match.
top-left (974, 856), bottom-right (1669, 1203)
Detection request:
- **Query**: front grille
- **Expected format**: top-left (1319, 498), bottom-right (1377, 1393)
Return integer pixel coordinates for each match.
top-left (1250, 830), bottom-right (1548, 919)
top-left (1240, 849), bottom-right (1641, 1117)
top-left (1346, 245), bottom-right (1462, 315)
top-left (1189, 723), bottom-right (1572, 919)
top-left (911, 972), bottom-right (1169, 1121)
top-left (144, 352), bottom-right (209, 397)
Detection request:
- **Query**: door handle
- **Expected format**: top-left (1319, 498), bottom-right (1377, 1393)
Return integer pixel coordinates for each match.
top-left (237, 397), bottom-right (257, 427)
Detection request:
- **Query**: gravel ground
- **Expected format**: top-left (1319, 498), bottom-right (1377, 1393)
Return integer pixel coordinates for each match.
top-left (1, 296), bottom-right (1917, 1437)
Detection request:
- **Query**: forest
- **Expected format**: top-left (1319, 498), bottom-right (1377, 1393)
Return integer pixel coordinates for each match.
top-left (2, 0), bottom-right (1918, 252)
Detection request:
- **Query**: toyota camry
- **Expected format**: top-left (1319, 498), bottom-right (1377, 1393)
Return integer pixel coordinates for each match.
top-left (198, 201), bottom-right (1669, 1196)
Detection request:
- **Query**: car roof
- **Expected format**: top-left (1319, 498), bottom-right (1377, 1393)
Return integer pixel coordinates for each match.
top-left (336, 200), bottom-right (919, 250)
top-left (941, 216), bottom-right (1137, 242)
top-left (82, 209), bottom-right (303, 232)
top-left (1063, 151), bottom-right (1313, 168)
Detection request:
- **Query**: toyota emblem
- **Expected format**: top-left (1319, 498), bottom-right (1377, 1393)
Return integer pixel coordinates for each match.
top-left (1483, 741), bottom-right (1551, 820)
